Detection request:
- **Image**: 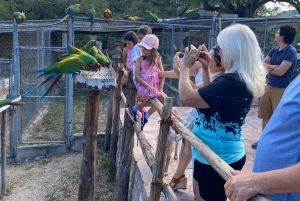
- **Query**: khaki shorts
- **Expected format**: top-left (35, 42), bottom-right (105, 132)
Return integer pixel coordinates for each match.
top-left (258, 84), bottom-right (285, 119)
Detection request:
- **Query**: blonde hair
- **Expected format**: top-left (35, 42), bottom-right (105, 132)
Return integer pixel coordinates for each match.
top-left (217, 24), bottom-right (267, 99)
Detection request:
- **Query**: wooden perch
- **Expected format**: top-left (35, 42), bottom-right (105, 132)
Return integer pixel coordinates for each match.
top-left (149, 98), bottom-right (271, 201)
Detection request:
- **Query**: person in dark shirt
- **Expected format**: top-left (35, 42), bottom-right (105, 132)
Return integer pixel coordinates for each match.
top-left (252, 24), bottom-right (297, 149)
top-left (178, 24), bottom-right (267, 201)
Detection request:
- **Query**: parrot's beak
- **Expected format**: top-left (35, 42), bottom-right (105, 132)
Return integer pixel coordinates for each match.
top-left (89, 62), bottom-right (101, 68)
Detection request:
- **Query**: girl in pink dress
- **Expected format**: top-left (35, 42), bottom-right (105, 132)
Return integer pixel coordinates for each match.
top-left (122, 31), bottom-right (138, 76)
top-left (126, 34), bottom-right (165, 130)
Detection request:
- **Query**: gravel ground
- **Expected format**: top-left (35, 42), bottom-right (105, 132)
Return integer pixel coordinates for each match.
top-left (2, 151), bottom-right (115, 201)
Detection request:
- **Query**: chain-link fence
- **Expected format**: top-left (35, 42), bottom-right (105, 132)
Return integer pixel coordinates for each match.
top-left (0, 16), bottom-right (299, 157)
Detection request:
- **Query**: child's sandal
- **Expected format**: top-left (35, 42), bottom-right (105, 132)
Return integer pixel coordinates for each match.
top-left (169, 175), bottom-right (187, 191)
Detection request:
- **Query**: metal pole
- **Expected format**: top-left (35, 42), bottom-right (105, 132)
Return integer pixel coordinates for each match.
top-left (169, 27), bottom-right (175, 85)
top-left (66, 17), bottom-right (74, 148)
top-left (11, 19), bottom-right (19, 158)
top-left (180, 26), bottom-right (183, 51)
top-left (1, 111), bottom-right (7, 196)
top-left (161, 28), bottom-right (164, 56)
top-left (262, 19), bottom-right (268, 58)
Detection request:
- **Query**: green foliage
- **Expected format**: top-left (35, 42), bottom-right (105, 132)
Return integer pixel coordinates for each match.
top-left (0, 0), bottom-right (298, 20)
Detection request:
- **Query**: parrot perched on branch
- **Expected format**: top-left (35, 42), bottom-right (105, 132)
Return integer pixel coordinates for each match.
top-left (22, 46), bottom-right (100, 100)
top-left (88, 4), bottom-right (96, 33)
top-left (90, 46), bottom-right (110, 66)
top-left (0, 95), bottom-right (23, 108)
top-left (145, 11), bottom-right (158, 22)
top-left (13, 12), bottom-right (26, 22)
top-left (181, 8), bottom-right (200, 18)
top-left (60, 4), bottom-right (81, 22)
top-left (104, 8), bottom-right (112, 19)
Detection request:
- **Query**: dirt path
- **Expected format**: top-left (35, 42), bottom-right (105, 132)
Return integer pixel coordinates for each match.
top-left (2, 151), bottom-right (115, 201)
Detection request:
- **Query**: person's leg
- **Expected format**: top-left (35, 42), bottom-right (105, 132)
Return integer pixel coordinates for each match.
top-left (193, 180), bottom-right (204, 201)
top-left (194, 156), bottom-right (246, 201)
top-left (169, 140), bottom-right (193, 191)
top-left (254, 85), bottom-right (273, 149)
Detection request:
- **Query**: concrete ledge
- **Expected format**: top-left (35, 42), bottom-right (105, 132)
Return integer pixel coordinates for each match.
top-left (7, 133), bottom-right (106, 162)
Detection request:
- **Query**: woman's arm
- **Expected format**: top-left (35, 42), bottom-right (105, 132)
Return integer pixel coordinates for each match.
top-left (158, 70), bottom-right (178, 78)
top-left (179, 45), bottom-right (209, 108)
top-left (225, 163), bottom-right (300, 201)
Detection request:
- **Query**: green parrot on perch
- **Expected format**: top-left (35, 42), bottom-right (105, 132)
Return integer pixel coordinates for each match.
top-left (13, 12), bottom-right (26, 22)
top-left (145, 11), bottom-right (158, 22)
top-left (22, 46), bottom-right (100, 100)
top-left (181, 8), bottom-right (200, 18)
top-left (0, 95), bottom-right (23, 108)
top-left (60, 4), bottom-right (81, 22)
top-left (90, 46), bottom-right (110, 66)
top-left (88, 4), bottom-right (96, 33)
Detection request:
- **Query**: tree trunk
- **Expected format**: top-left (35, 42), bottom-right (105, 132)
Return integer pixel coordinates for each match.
top-left (78, 90), bottom-right (100, 201)
top-left (115, 72), bottom-right (137, 201)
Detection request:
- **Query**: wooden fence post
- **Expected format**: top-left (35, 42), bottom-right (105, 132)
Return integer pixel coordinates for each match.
top-left (109, 63), bottom-right (124, 174)
top-left (115, 71), bottom-right (137, 201)
top-left (149, 97), bottom-right (173, 201)
top-left (104, 55), bottom-right (120, 152)
top-left (1, 110), bottom-right (7, 196)
top-left (78, 90), bottom-right (100, 201)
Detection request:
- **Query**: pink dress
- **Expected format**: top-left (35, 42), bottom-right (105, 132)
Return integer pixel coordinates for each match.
top-left (126, 49), bottom-right (133, 72)
top-left (134, 57), bottom-right (161, 102)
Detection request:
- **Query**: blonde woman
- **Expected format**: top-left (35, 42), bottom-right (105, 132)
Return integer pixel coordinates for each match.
top-left (178, 24), bottom-right (267, 201)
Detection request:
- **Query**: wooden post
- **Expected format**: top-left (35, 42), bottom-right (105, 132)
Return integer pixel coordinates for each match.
top-left (104, 55), bottom-right (120, 152)
top-left (115, 71), bottom-right (137, 201)
top-left (132, 123), bottom-right (177, 201)
top-left (109, 63), bottom-right (124, 174)
top-left (149, 98), bottom-right (173, 201)
top-left (78, 90), bottom-right (100, 201)
top-left (149, 98), bottom-right (271, 201)
top-left (1, 110), bottom-right (7, 196)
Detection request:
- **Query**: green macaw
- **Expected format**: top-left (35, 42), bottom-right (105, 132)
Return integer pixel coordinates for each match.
top-left (90, 46), bottom-right (110, 66)
top-left (61, 4), bottom-right (81, 22)
top-left (22, 46), bottom-right (100, 100)
top-left (145, 11), bottom-right (158, 22)
top-left (0, 95), bottom-right (23, 108)
top-left (13, 12), bottom-right (26, 22)
top-left (88, 4), bottom-right (96, 33)
top-left (55, 40), bottom-right (99, 67)
top-left (181, 8), bottom-right (200, 18)
top-left (81, 40), bottom-right (98, 53)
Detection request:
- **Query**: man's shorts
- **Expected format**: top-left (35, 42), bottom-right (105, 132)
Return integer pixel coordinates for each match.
top-left (258, 84), bottom-right (285, 119)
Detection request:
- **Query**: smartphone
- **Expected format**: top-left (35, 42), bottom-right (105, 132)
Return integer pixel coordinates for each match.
top-left (199, 53), bottom-right (204, 59)
top-left (179, 53), bottom-right (184, 59)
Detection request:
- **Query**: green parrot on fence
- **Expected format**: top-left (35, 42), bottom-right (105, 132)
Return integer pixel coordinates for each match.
top-left (60, 4), bottom-right (81, 22)
top-left (181, 8), bottom-right (200, 18)
top-left (0, 95), bottom-right (23, 108)
top-left (145, 11), bottom-right (158, 22)
top-left (22, 46), bottom-right (100, 100)
top-left (88, 4), bottom-right (96, 33)
top-left (13, 12), bottom-right (26, 22)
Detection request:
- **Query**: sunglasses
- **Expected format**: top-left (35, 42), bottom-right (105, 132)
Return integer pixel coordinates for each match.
top-left (213, 44), bottom-right (222, 66)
